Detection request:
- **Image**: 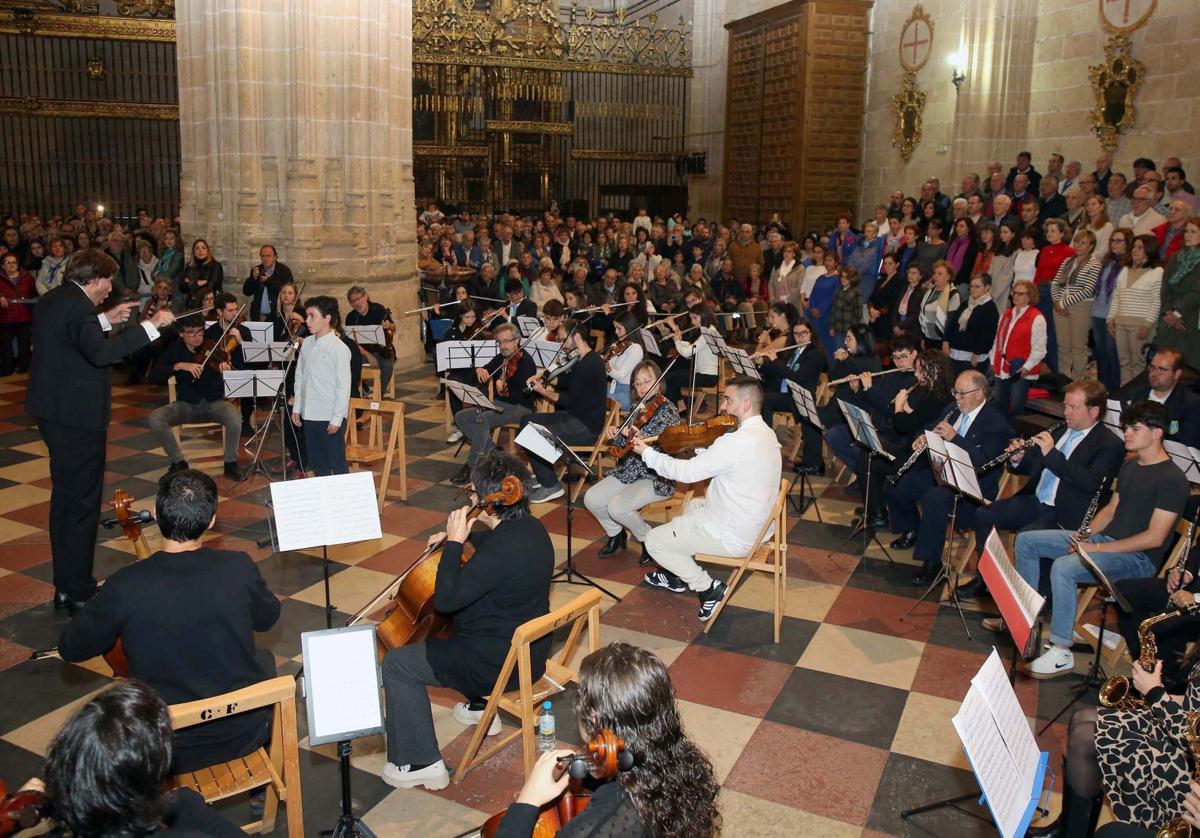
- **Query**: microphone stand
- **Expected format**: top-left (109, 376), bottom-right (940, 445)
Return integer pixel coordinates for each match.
top-left (253, 326), bottom-right (309, 549)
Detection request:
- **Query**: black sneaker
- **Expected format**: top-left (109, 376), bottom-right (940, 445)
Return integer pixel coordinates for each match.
top-left (697, 580), bottom-right (729, 622)
top-left (643, 570), bottom-right (686, 593)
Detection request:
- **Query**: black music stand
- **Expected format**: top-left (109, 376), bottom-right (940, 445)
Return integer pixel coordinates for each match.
top-left (227, 369), bottom-right (289, 482)
top-left (517, 422), bottom-right (621, 602)
top-left (784, 381), bottom-right (824, 521)
top-left (829, 399), bottom-right (895, 563)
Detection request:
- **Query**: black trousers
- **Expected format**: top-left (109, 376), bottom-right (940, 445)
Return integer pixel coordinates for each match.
top-left (39, 419), bottom-right (106, 599)
top-left (761, 391), bottom-right (822, 468)
top-left (0, 322), bottom-right (31, 373)
top-left (1113, 576), bottom-right (1200, 688)
top-left (665, 363), bottom-right (717, 405)
top-left (972, 495), bottom-right (1057, 561)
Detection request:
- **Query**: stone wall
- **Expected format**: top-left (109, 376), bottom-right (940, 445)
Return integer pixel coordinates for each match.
top-left (177, 0), bottom-right (422, 367)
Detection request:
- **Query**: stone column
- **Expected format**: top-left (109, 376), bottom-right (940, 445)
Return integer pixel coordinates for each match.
top-left (177, 0), bottom-right (421, 367)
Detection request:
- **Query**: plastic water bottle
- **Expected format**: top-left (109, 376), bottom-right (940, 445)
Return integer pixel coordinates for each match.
top-left (537, 700), bottom-right (556, 751)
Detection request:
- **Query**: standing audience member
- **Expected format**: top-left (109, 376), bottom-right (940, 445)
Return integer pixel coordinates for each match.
top-left (1091, 228), bottom-right (1131, 391)
top-left (990, 280), bottom-right (1048, 415)
top-left (1157, 217), bottom-right (1200, 373)
top-left (1050, 229), bottom-right (1102, 381)
top-left (0, 252), bottom-right (36, 375)
top-left (1107, 234), bottom-right (1163, 385)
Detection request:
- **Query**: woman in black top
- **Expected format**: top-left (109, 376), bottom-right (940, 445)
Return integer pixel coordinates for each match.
top-left (496, 642), bottom-right (720, 838)
top-left (948, 272), bottom-right (1000, 374)
top-left (755, 318), bottom-right (828, 472)
top-left (868, 251), bottom-right (906, 349)
top-left (178, 238), bottom-right (224, 299)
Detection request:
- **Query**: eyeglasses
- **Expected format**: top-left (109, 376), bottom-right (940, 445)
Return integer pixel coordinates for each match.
top-left (1149, 364), bottom-right (1176, 374)
top-left (951, 388), bottom-right (981, 397)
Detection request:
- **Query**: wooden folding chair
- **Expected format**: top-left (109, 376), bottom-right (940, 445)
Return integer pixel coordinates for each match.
top-left (455, 589), bottom-right (603, 781)
top-left (950, 470), bottom-right (1017, 575)
top-left (168, 676), bottom-right (303, 838)
top-left (345, 397), bottom-right (408, 511)
top-left (166, 376), bottom-right (226, 458)
top-left (696, 478), bottom-right (790, 642)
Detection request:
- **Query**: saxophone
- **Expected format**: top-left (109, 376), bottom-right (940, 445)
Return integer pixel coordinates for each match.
top-left (1157, 711), bottom-right (1200, 838)
top-left (1100, 604), bottom-right (1200, 711)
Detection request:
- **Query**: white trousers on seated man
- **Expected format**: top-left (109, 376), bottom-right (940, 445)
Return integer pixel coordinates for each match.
top-left (645, 499), bottom-right (755, 593)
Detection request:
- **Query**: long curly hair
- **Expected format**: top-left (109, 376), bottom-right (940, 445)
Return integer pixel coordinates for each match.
top-left (913, 349), bottom-right (954, 403)
top-left (575, 643), bottom-right (721, 837)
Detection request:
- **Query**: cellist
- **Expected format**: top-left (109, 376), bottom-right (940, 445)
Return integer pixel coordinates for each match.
top-left (584, 361), bottom-right (679, 564)
top-left (380, 451), bottom-right (554, 791)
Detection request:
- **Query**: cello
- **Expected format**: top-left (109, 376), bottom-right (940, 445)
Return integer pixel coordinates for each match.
top-left (0, 779), bottom-right (48, 837)
top-left (348, 476), bottom-right (525, 653)
top-left (479, 729), bottom-right (632, 837)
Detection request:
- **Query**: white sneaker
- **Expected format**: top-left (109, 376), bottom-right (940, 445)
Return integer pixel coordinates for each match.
top-left (447, 429), bottom-right (464, 443)
top-left (1028, 646), bottom-right (1075, 679)
top-left (452, 702), bottom-right (501, 736)
top-left (382, 759), bottom-right (450, 790)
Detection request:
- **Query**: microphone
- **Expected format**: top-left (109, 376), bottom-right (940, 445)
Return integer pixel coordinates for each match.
top-left (101, 509), bottom-right (152, 529)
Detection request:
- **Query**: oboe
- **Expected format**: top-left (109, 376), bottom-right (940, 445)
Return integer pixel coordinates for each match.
top-left (978, 420), bottom-right (1067, 472)
top-left (1074, 477), bottom-right (1108, 541)
top-left (1165, 506), bottom-right (1200, 594)
top-left (886, 409), bottom-right (959, 487)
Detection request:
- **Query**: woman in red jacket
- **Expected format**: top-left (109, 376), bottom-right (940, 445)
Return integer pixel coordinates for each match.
top-left (1032, 218), bottom-right (1075, 377)
top-left (0, 251), bottom-right (36, 375)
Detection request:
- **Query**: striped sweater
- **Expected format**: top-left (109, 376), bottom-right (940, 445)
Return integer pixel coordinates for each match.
top-left (1049, 256), bottom-right (1101, 309)
top-left (1106, 265), bottom-right (1164, 326)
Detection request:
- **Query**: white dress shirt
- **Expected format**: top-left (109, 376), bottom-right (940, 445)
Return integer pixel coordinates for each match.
top-left (293, 331), bottom-right (352, 427)
top-left (640, 414), bottom-right (782, 553)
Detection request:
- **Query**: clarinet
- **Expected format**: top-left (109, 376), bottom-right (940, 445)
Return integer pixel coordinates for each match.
top-left (1074, 477), bottom-right (1108, 541)
top-left (886, 408), bottom-right (960, 487)
top-left (978, 420), bottom-right (1067, 472)
top-left (1165, 506), bottom-right (1200, 594)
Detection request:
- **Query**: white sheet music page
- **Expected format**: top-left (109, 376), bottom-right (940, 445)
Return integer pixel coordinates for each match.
top-left (982, 529), bottom-right (1045, 629)
top-left (971, 649), bottom-right (1040, 780)
top-left (303, 627), bottom-right (383, 744)
top-left (944, 439), bottom-right (986, 500)
top-left (269, 471), bottom-right (382, 551)
top-left (952, 686), bottom-right (1028, 838)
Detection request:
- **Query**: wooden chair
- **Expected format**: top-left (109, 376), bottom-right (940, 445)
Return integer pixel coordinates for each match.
top-left (359, 362), bottom-right (394, 400)
top-left (557, 398), bottom-right (622, 503)
top-left (589, 329), bottom-right (606, 352)
top-left (168, 676), bottom-right (303, 838)
top-left (695, 478), bottom-right (789, 642)
top-left (455, 589), bottom-right (603, 781)
top-left (345, 397), bottom-right (408, 511)
top-left (166, 376), bottom-right (226, 456)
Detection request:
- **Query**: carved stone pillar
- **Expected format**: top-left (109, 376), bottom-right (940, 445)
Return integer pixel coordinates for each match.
top-left (177, 0), bottom-right (421, 367)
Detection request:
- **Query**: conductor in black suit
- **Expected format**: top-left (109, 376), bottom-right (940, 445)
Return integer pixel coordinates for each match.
top-left (241, 244), bottom-right (295, 322)
top-left (26, 250), bottom-right (176, 612)
top-left (957, 379), bottom-right (1126, 599)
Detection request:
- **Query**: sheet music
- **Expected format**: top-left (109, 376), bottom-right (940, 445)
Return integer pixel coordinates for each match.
top-left (637, 328), bottom-right (661, 356)
top-left (1103, 399), bottom-right (1123, 440)
top-left (980, 528), bottom-right (1045, 632)
top-left (241, 320), bottom-right (274, 344)
top-left (516, 315), bottom-right (542, 339)
top-left (1164, 440), bottom-right (1200, 485)
top-left (527, 339), bottom-right (568, 369)
top-left (953, 687), bottom-right (1029, 838)
top-left (345, 324), bottom-right (386, 345)
top-left (702, 330), bottom-right (728, 357)
top-left (723, 346), bottom-right (761, 380)
top-left (436, 339), bottom-right (499, 373)
top-left (515, 422), bottom-right (562, 464)
top-left (301, 626), bottom-right (384, 745)
top-left (441, 379), bottom-right (498, 411)
top-left (241, 342), bottom-right (297, 364)
top-left (222, 369), bottom-right (287, 399)
top-left (787, 382), bottom-right (822, 429)
top-left (944, 439), bottom-right (987, 502)
top-left (837, 399), bottom-right (893, 458)
top-left (269, 471), bottom-right (383, 551)
top-left (971, 649), bottom-right (1040, 780)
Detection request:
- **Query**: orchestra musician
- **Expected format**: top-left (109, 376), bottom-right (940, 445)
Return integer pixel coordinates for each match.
top-left (27, 250), bottom-right (175, 613)
top-left (270, 280), bottom-right (305, 340)
top-left (956, 379), bottom-right (1125, 601)
top-left (146, 316), bottom-right (247, 481)
top-left (753, 302), bottom-right (798, 357)
top-left (753, 317), bottom-right (828, 474)
top-left (637, 376), bottom-right (782, 622)
top-left (502, 280), bottom-right (538, 323)
top-left (1004, 401), bottom-right (1189, 679)
top-left (380, 452), bottom-right (553, 791)
top-left (884, 369), bottom-right (1013, 586)
top-left (584, 360), bottom-right (680, 563)
top-left (606, 314), bottom-right (644, 412)
top-left (345, 285), bottom-right (396, 400)
top-left (662, 304), bottom-right (720, 411)
top-left (1119, 349), bottom-right (1200, 448)
top-left (492, 643), bottom-right (720, 838)
top-left (521, 323), bottom-right (608, 504)
top-left (206, 292), bottom-right (257, 436)
top-left (534, 298), bottom-right (569, 343)
top-left (58, 470), bottom-right (280, 775)
top-left (450, 321), bottom-right (537, 486)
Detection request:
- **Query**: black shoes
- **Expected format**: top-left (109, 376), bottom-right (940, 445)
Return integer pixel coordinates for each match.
top-left (955, 575), bottom-right (989, 600)
top-left (866, 511), bottom-right (889, 531)
top-left (697, 580), bottom-right (729, 622)
top-left (639, 541), bottom-right (653, 566)
top-left (909, 569), bottom-right (934, 587)
top-left (223, 461), bottom-right (248, 482)
top-left (54, 589), bottom-right (94, 616)
top-left (450, 464), bottom-right (471, 486)
top-left (241, 421), bottom-right (255, 437)
top-left (166, 460), bottom-right (189, 476)
top-left (793, 462), bottom-right (825, 476)
top-left (890, 531), bottom-right (917, 550)
top-left (598, 531), bottom-right (627, 557)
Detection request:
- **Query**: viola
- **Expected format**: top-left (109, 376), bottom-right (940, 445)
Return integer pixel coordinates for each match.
top-left (0, 779), bottom-right (49, 837)
top-left (380, 307), bottom-right (397, 360)
top-left (608, 395), bottom-right (667, 460)
top-left (194, 328), bottom-right (240, 372)
top-left (480, 730), bottom-right (631, 838)
top-left (351, 476), bottom-right (525, 654)
top-left (638, 414), bottom-right (738, 457)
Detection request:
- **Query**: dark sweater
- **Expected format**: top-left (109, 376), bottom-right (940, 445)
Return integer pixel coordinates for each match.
top-left (555, 351), bottom-right (608, 437)
top-left (148, 339), bottom-right (226, 403)
top-left (47, 788), bottom-right (244, 838)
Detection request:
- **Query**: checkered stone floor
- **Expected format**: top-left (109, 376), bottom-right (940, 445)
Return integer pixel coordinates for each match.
top-left (0, 367), bottom-right (1117, 836)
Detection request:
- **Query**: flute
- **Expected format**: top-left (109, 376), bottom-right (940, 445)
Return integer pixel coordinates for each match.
top-left (825, 367), bottom-right (907, 387)
top-left (978, 420), bottom-right (1067, 471)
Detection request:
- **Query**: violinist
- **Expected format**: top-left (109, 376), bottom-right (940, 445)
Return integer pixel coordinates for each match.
top-left (345, 285), bottom-right (396, 399)
top-left (502, 278), bottom-right (537, 323)
top-left (146, 316), bottom-right (247, 481)
top-left (534, 298), bottom-right (569, 343)
top-left (450, 322), bottom-right (536, 486)
top-left (754, 318), bottom-right (828, 473)
top-left (59, 470), bottom-right (280, 776)
top-left (520, 324), bottom-right (608, 504)
top-left (663, 304), bottom-right (720, 411)
top-left (606, 315), bottom-right (644, 411)
top-left (493, 643), bottom-right (720, 838)
top-left (127, 278), bottom-right (177, 385)
top-left (381, 451), bottom-right (553, 791)
top-left (585, 361), bottom-right (680, 562)
top-left (637, 376), bottom-right (782, 622)
top-left (206, 292), bottom-right (256, 437)
top-left (270, 281), bottom-right (305, 340)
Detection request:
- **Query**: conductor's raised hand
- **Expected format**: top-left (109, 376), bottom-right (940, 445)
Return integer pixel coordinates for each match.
top-left (149, 307), bottom-right (176, 329)
top-left (446, 505), bottom-right (472, 544)
top-left (105, 299), bottom-right (140, 324)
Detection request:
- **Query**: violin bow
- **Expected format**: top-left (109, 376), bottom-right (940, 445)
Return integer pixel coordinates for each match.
top-left (479, 318), bottom-right (544, 383)
top-left (199, 302), bottom-right (247, 368)
top-left (612, 356), bottom-right (678, 440)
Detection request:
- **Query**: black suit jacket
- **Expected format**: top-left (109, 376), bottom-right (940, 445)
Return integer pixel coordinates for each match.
top-left (241, 262), bottom-right (295, 319)
top-left (26, 282), bottom-right (152, 430)
top-left (759, 344), bottom-right (827, 394)
top-left (503, 298), bottom-right (538, 323)
top-left (1010, 423), bottom-right (1125, 529)
top-left (1121, 385), bottom-right (1200, 448)
top-left (935, 403), bottom-right (1014, 498)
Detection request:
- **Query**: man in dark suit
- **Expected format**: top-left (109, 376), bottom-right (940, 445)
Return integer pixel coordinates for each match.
top-left (1005, 151), bottom-right (1042, 194)
top-left (1120, 349), bottom-right (1200, 448)
top-left (59, 469), bottom-right (280, 772)
top-left (886, 369), bottom-right (1014, 585)
top-left (957, 379), bottom-right (1126, 598)
top-left (501, 281), bottom-right (537, 323)
top-left (241, 244), bottom-right (295, 322)
top-left (26, 250), bottom-right (176, 612)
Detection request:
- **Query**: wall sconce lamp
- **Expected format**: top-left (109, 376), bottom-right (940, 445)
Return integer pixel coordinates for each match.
top-left (947, 51), bottom-right (966, 93)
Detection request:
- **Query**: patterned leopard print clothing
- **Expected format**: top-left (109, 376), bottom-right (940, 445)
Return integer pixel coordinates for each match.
top-left (1095, 675), bottom-right (1199, 828)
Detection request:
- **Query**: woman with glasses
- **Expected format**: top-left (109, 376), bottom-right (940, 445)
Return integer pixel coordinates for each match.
top-left (754, 318), bottom-right (827, 473)
top-left (989, 279), bottom-right (1047, 415)
top-left (1091, 228), bottom-right (1132, 390)
top-left (1107, 234), bottom-right (1164, 385)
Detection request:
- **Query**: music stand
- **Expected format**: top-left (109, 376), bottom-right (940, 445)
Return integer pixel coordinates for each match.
top-left (784, 382), bottom-right (824, 520)
top-left (241, 320), bottom-right (274, 344)
top-left (225, 369), bottom-right (288, 482)
top-left (442, 379), bottom-right (500, 413)
top-left (516, 315), bottom-right (542, 339)
top-left (1102, 399), bottom-right (1123, 440)
top-left (636, 328), bottom-right (661, 357)
top-left (719, 345), bottom-right (761, 380)
top-left (1165, 441), bottom-right (1200, 485)
top-left (516, 422), bottom-right (621, 602)
top-left (241, 342), bottom-right (296, 365)
top-left (830, 399), bottom-right (895, 562)
top-left (344, 325), bottom-right (386, 346)
top-left (903, 432), bottom-right (991, 639)
top-left (436, 339), bottom-right (499, 375)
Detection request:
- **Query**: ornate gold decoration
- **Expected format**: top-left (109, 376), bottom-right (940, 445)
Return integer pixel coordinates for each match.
top-left (1089, 34), bottom-right (1143, 153)
top-left (891, 72), bottom-right (926, 162)
top-left (86, 55), bottom-right (105, 79)
top-left (565, 7), bottom-right (690, 71)
top-left (58, 0), bottom-right (100, 13)
top-left (1099, 0), bottom-right (1156, 34)
top-left (485, 119), bottom-right (573, 135)
top-left (114, 0), bottom-right (175, 17)
top-left (414, 145), bottom-right (489, 158)
top-left (574, 101), bottom-right (680, 120)
top-left (0, 96), bottom-right (178, 120)
top-left (0, 10), bottom-right (175, 41)
top-left (570, 149), bottom-right (675, 163)
top-left (898, 5), bottom-right (934, 73)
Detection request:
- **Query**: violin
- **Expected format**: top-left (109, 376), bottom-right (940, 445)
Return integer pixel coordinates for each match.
top-left (380, 307), bottom-right (397, 360)
top-left (480, 730), bottom-right (631, 838)
top-left (352, 476), bottom-right (525, 653)
top-left (0, 779), bottom-right (49, 837)
top-left (496, 351), bottom-right (523, 399)
top-left (608, 395), bottom-right (667, 459)
top-left (526, 348), bottom-right (579, 393)
top-left (635, 414), bottom-right (738, 457)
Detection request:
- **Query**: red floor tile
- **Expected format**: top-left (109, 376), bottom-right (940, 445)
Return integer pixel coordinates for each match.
top-left (599, 585), bottom-right (704, 643)
top-left (669, 644), bottom-right (793, 716)
top-left (823, 587), bottom-right (938, 642)
top-left (0, 540), bottom-right (53, 572)
top-left (537, 504), bottom-right (606, 540)
top-left (0, 636), bottom-right (32, 672)
top-left (787, 545), bottom-right (859, 585)
top-left (0, 573), bottom-right (54, 621)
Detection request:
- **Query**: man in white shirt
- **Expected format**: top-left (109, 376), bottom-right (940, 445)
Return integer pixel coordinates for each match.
top-left (634, 377), bottom-right (782, 621)
top-left (1118, 186), bottom-right (1167, 236)
top-left (1059, 160), bottom-right (1082, 195)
